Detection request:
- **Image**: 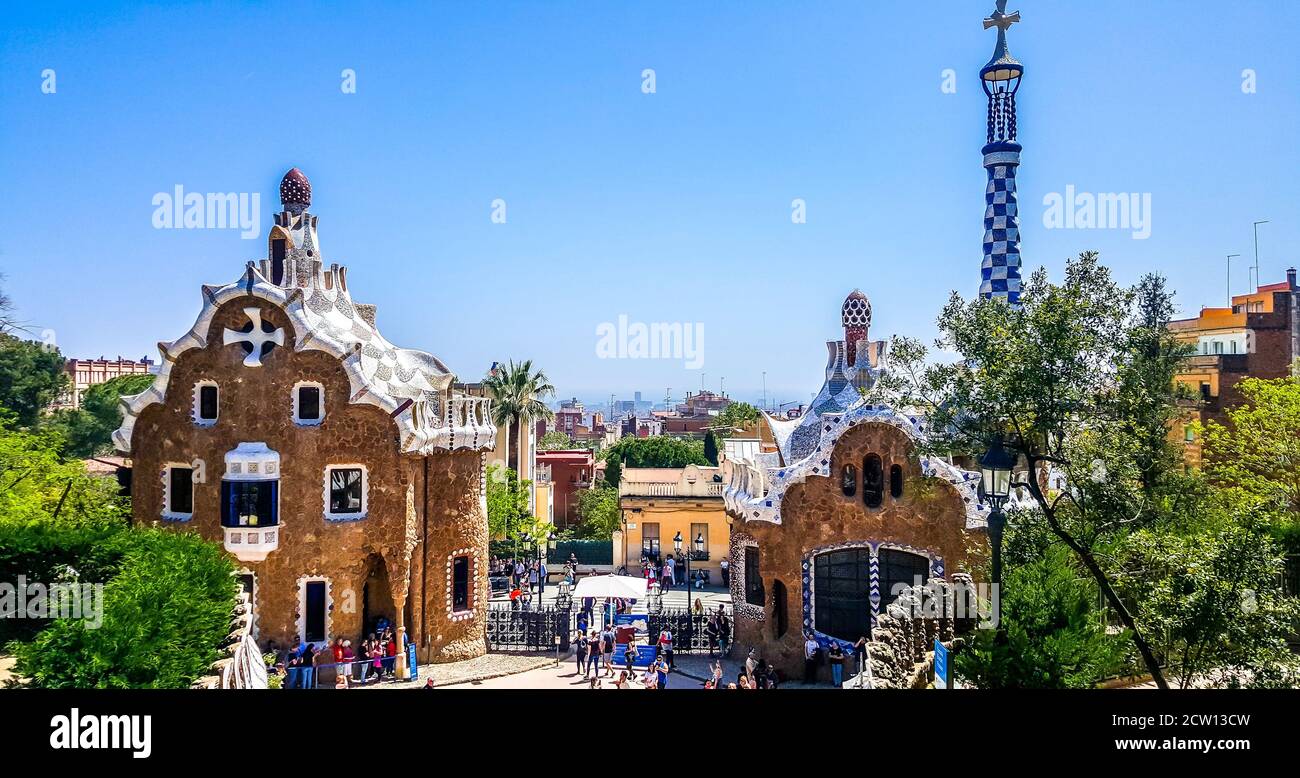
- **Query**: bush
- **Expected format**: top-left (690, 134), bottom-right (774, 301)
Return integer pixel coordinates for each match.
top-left (12, 529), bottom-right (237, 688)
top-left (956, 544), bottom-right (1127, 688)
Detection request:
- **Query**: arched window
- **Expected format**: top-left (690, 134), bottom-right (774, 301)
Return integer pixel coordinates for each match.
top-left (862, 454), bottom-right (884, 508)
top-left (841, 464), bottom-right (857, 497)
top-left (889, 464), bottom-right (904, 499)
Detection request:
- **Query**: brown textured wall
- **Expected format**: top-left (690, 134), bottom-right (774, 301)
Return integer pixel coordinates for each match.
top-left (413, 449), bottom-right (489, 663)
top-left (730, 421), bottom-right (986, 678)
top-left (130, 296), bottom-right (486, 662)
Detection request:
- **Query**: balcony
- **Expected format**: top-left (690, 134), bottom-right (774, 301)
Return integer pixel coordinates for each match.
top-left (223, 526), bottom-right (279, 562)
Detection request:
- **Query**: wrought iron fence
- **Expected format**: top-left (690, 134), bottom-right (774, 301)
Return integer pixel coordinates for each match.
top-left (648, 605), bottom-right (734, 653)
top-left (486, 605), bottom-right (571, 651)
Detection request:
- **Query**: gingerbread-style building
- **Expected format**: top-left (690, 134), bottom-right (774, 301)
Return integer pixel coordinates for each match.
top-left (114, 169), bottom-right (496, 672)
top-left (721, 290), bottom-right (991, 679)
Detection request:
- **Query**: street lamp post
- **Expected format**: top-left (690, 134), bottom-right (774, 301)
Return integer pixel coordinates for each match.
top-left (978, 438), bottom-right (1016, 592)
top-left (536, 530), bottom-right (556, 597)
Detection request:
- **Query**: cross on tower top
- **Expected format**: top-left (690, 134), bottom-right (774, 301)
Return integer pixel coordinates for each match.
top-left (983, 1), bottom-right (1020, 33)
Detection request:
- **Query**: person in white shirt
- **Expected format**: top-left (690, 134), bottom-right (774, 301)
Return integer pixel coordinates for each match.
top-left (803, 633), bottom-right (821, 684)
top-left (663, 556), bottom-right (676, 591)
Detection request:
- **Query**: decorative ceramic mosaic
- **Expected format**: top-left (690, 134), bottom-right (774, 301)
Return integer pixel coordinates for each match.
top-left (112, 169), bottom-right (496, 457)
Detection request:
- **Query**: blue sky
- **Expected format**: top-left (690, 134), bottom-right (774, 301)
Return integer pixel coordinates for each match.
top-left (1, 0), bottom-right (1296, 410)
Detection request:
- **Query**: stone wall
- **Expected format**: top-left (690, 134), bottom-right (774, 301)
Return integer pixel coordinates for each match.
top-left (132, 296), bottom-right (487, 663)
top-left (861, 580), bottom-right (972, 689)
top-left (729, 421), bottom-right (986, 680)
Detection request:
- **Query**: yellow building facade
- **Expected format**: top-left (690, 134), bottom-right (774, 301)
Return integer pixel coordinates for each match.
top-left (617, 464), bottom-right (729, 584)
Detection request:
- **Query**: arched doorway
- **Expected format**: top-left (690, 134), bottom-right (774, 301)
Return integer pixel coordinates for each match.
top-left (813, 547), bottom-right (873, 642)
top-left (360, 553), bottom-right (397, 639)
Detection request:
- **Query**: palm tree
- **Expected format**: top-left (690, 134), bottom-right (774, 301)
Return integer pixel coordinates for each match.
top-left (483, 359), bottom-right (556, 473)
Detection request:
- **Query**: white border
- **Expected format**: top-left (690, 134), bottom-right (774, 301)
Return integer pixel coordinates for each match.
top-left (446, 548), bottom-right (477, 621)
top-left (323, 464), bottom-right (368, 521)
top-left (292, 381), bottom-right (325, 426)
top-left (161, 462), bottom-right (194, 521)
top-left (192, 380), bottom-right (219, 426)
top-left (296, 575), bottom-right (333, 649)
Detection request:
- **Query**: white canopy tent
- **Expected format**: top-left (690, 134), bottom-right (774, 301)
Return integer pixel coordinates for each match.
top-left (571, 574), bottom-right (648, 601)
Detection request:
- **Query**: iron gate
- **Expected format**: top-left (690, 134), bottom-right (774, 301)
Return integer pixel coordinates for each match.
top-left (486, 605), bottom-right (571, 651)
top-left (648, 605), bottom-right (734, 653)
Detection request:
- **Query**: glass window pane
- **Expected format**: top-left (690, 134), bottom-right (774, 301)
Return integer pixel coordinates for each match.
top-left (199, 385), bottom-right (218, 420)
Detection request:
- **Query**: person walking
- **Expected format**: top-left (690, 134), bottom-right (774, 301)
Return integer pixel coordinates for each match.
top-left (662, 556), bottom-right (675, 591)
top-left (574, 629), bottom-right (589, 676)
top-left (600, 624), bottom-right (616, 677)
top-left (653, 654), bottom-right (670, 690)
top-left (586, 631), bottom-right (601, 678)
top-left (623, 637), bottom-right (638, 681)
top-left (657, 626), bottom-right (674, 669)
top-left (717, 608), bottom-right (732, 658)
top-left (719, 557), bottom-right (729, 588)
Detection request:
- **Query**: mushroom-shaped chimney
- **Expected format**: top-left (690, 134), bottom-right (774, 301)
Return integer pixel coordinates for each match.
top-left (279, 168), bottom-right (312, 213)
top-left (842, 289), bottom-right (871, 367)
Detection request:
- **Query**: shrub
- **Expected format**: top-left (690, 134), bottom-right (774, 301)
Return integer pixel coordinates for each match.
top-left (12, 528), bottom-right (237, 688)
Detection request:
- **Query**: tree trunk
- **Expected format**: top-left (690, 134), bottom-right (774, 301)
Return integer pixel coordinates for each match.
top-left (1026, 470), bottom-right (1170, 689)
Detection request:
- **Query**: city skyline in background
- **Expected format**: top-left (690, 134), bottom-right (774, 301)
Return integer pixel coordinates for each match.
top-left (1, 1), bottom-right (1297, 408)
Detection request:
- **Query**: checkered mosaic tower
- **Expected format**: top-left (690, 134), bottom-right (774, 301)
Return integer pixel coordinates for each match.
top-left (979, 2), bottom-right (1024, 305)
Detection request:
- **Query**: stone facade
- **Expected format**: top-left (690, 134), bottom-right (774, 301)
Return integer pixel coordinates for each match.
top-left (118, 169), bottom-right (495, 670)
top-left (727, 421), bottom-right (984, 679)
top-left (722, 290), bottom-right (989, 682)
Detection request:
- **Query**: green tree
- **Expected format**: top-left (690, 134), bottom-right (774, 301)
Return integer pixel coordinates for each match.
top-left (0, 417), bottom-right (237, 688)
top-left (485, 463), bottom-right (533, 540)
top-left (1200, 368), bottom-right (1300, 514)
top-left (710, 402), bottom-right (761, 439)
top-left (603, 436), bottom-right (707, 469)
top-left (604, 457), bottom-right (622, 488)
top-left (0, 334), bottom-right (67, 428)
top-left (538, 430), bottom-right (574, 450)
top-left (483, 360), bottom-right (555, 472)
top-left (13, 529), bottom-right (237, 688)
top-left (574, 485), bottom-right (620, 539)
top-left (1115, 516), bottom-right (1300, 688)
top-left (956, 543), bottom-right (1127, 688)
top-left (703, 430), bottom-right (719, 465)
top-left (879, 253), bottom-right (1193, 688)
top-left (48, 373), bottom-right (155, 458)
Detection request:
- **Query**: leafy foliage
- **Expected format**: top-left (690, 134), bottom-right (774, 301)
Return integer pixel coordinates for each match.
top-left (482, 359), bottom-right (555, 470)
top-left (47, 373), bottom-right (155, 458)
top-left (573, 485), bottom-right (620, 539)
top-left (956, 544), bottom-right (1127, 688)
top-left (710, 401), bottom-right (761, 436)
top-left (485, 463), bottom-right (533, 540)
top-left (538, 430), bottom-right (575, 450)
top-left (13, 529), bottom-right (236, 689)
top-left (703, 430), bottom-right (719, 465)
top-left (0, 334), bottom-right (67, 428)
top-left (0, 417), bottom-right (236, 687)
top-left (1200, 368), bottom-right (1300, 514)
top-left (1115, 517), bottom-right (1300, 688)
top-left (603, 435), bottom-right (707, 469)
top-left (878, 253), bottom-right (1219, 688)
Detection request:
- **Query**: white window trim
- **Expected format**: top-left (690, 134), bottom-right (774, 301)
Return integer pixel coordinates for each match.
top-left (446, 549), bottom-right (477, 620)
top-left (295, 575), bottom-right (332, 649)
top-left (162, 462), bottom-right (194, 521)
top-left (323, 464), bottom-right (369, 522)
top-left (192, 380), bottom-right (219, 426)
top-left (292, 381), bottom-right (325, 426)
